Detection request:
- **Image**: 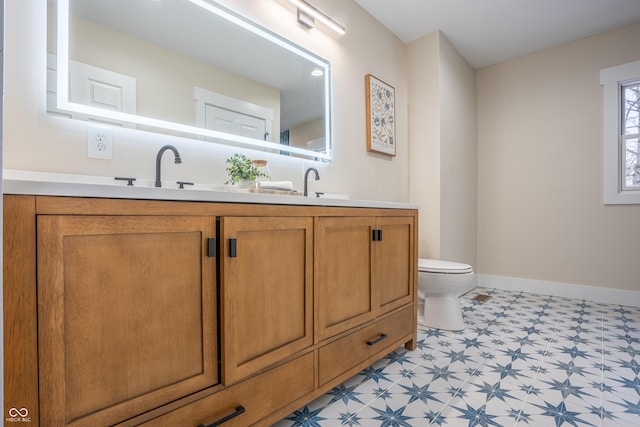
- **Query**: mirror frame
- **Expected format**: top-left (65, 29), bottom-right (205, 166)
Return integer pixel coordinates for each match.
top-left (55, 0), bottom-right (333, 161)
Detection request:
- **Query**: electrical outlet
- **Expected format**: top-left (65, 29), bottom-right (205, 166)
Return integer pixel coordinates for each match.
top-left (88, 126), bottom-right (113, 159)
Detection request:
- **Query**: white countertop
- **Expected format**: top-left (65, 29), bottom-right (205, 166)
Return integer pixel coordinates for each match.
top-left (2, 170), bottom-right (419, 210)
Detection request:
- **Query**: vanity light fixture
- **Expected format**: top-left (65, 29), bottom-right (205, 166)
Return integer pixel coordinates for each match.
top-left (288, 0), bottom-right (346, 35)
top-left (311, 69), bottom-right (324, 77)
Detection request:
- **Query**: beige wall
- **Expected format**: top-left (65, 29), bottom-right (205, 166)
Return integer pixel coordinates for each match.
top-left (439, 36), bottom-right (477, 266)
top-left (408, 32), bottom-right (441, 259)
top-left (408, 31), bottom-right (477, 267)
top-left (290, 118), bottom-right (324, 150)
top-left (477, 22), bottom-right (640, 291)
top-left (4, 0), bottom-right (409, 202)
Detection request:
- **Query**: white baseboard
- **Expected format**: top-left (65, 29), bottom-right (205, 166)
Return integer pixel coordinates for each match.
top-left (476, 274), bottom-right (640, 308)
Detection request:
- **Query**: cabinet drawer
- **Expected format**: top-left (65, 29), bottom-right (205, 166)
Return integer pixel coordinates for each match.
top-left (137, 352), bottom-right (314, 427)
top-left (318, 307), bottom-right (413, 386)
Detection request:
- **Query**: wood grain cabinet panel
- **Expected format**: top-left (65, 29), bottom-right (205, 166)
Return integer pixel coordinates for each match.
top-left (37, 215), bottom-right (218, 427)
top-left (315, 217), bottom-right (377, 342)
top-left (375, 216), bottom-right (415, 314)
top-left (220, 216), bottom-right (314, 384)
top-left (3, 196), bottom-right (39, 424)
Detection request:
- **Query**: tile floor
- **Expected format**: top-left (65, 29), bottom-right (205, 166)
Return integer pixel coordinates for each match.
top-left (274, 287), bottom-right (640, 426)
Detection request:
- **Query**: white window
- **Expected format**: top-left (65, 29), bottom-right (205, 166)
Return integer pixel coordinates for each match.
top-left (601, 60), bottom-right (640, 204)
top-left (622, 82), bottom-right (640, 189)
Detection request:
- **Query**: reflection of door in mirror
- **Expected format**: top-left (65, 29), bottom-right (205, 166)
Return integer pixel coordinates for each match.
top-left (205, 106), bottom-right (267, 141)
top-left (195, 87), bottom-right (274, 143)
top-left (47, 54), bottom-right (136, 128)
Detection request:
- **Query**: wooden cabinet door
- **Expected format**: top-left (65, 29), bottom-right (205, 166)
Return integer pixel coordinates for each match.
top-left (315, 217), bottom-right (376, 342)
top-left (37, 215), bottom-right (218, 427)
top-left (221, 217), bottom-right (313, 384)
top-left (374, 216), bottom-right (415, 315)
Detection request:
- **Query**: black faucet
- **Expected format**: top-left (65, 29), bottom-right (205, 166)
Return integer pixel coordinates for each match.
top-left (303, 167), bottom-right (320, 197)
top-left (155, 145), bottom-right (182, 187)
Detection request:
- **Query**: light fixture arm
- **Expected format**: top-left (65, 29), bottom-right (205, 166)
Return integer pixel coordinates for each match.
top-left (288, 0), bottom-right (346, 35)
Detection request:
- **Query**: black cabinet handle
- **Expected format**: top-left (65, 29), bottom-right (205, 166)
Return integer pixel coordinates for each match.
top-left (229, 238), bottom-right (237, 258)
top-left (207, 238), bottom-right (216, 258)
top-left (197, 405), bottom-right (245, 427)
top-left (366, 333), bottom-right (388, 346)
top-left (372, 229), bottom-right (383, 241)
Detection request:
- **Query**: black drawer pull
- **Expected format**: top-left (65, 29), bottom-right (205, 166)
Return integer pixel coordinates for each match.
top-left (366, 333), bottom-right (388, 346)
top-left (197, 405), bottom-right (245, 427)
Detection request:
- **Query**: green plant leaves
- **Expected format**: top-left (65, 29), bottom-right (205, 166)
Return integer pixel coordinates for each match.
top-left (225, 153), bottom-right (270, 184)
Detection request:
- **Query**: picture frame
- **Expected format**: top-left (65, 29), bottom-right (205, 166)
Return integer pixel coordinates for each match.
top-left (365, 74), bottom-right (396, 156)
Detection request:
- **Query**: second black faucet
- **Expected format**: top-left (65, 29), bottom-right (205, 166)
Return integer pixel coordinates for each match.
top-left (155, 145), bottom-right (182, 188)
top-left (303, 167), bottom-right (320, 197)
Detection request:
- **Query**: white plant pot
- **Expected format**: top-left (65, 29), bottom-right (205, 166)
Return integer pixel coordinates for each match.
top-left (236, 179), bottom-right (255, 189)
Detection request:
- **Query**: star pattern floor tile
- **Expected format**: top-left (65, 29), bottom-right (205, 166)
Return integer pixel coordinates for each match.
top-left (273, 287), bottom-right (640, 426)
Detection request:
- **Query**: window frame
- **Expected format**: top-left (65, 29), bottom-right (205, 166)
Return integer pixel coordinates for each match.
top-left (621, 82), bottom-right (640, 191)
top-left (601, 60), bottom-right (640, 204)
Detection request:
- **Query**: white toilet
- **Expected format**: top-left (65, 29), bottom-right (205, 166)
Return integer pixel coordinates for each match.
top-left (418, 258), bottom-right (474, 331)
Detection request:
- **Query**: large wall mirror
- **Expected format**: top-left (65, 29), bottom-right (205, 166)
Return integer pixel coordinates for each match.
top-left (47, 0), bottom-right (332, 161)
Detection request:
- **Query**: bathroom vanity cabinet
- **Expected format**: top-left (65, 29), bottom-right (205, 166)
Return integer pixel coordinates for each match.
top-left (315, 216), bottom-right (415, 342)
top-left (3, 194), bottom-right (417, 427)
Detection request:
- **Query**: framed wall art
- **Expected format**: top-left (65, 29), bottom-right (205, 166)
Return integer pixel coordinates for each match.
top-left (365, 74), bottom-right (396, 156)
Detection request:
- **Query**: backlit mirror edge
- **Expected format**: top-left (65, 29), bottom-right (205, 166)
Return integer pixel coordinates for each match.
top-left (55, 0), bottom-right (333, 162)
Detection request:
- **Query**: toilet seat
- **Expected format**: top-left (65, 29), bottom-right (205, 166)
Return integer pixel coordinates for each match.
top-left (418, 258), bottom-right (473, 274)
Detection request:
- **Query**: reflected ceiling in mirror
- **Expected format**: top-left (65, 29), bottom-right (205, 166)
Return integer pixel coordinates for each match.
top-left (49, 0), bottom-right (332, 160)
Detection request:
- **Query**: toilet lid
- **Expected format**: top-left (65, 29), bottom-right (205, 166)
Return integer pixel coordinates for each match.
top-left (418, 258), bottom-right (473, 274)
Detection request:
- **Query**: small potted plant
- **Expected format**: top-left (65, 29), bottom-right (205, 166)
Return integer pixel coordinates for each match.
top-left (225, 153), bottom-right (270, 188)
